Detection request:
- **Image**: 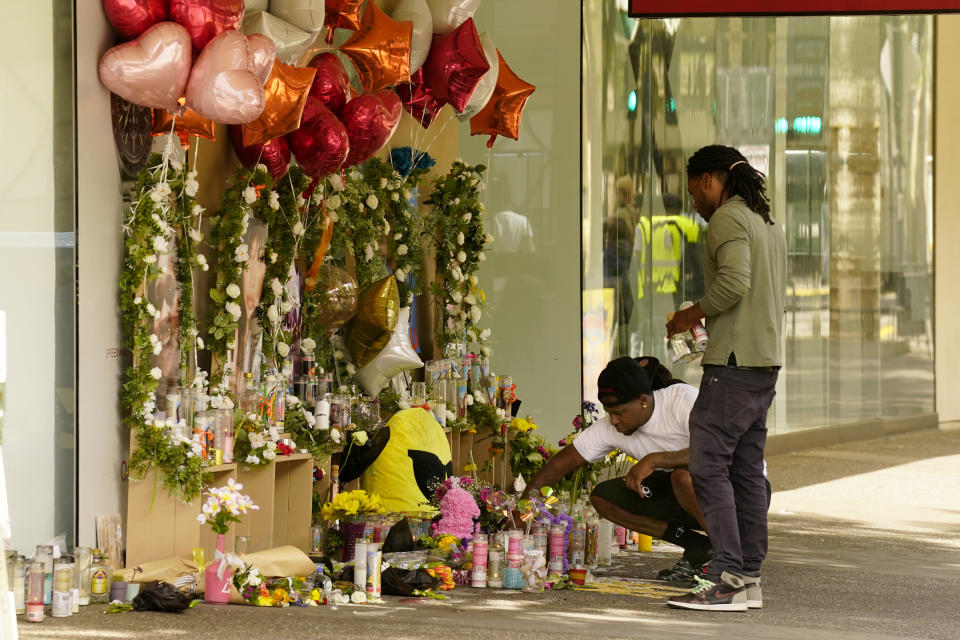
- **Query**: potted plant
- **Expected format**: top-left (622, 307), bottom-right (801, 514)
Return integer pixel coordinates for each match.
top-left (196, 478), bottom-right (258, 604)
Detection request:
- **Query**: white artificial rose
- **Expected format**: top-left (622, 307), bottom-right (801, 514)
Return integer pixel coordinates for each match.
top-left (270, 278), bottom-right (283, 297)
top-left (296, 195), bottom-right (306, 208)
top-left (262, 448), bottom-right (276, 461)
top-left (330, 429), bottom-right (342, 444)
top-left (152, 235), bottom-right (167, 252)
top-left (196, 254), bottom-right (207, 267)
top-left (235, 244), bottom-right (249, 262)
top-left (470, 306), bottom-right (482, 323)
top-left (402, 188), bottom-right (411, 200)
top-left (301, 337), bottom-right (316, 353)
top-left (192, 204), bottom-right (205, 216)
top-left (457, 251), bottom-right (467, 263)
top-left (345, 363), bottom-right (356, 375)
top-left (453, 197), bottom-right (461, 205)
top-left (379, 177), bottom-right (388, 188)
top-left (484, 233), bottom-right (494, 245)
top-left (397, 244), bottom-right (408, 256)
top-left (451, 290), bottom-right (463, 303)
top-left (470, 275), bottom-right (479, 286)
top-left (144, 254), bottom-right (157, 264)
top-left (366, 194), bottom-right (379, 209)
top-left (480, 328), bottom-right (491, 340)
top-left (462, 213), bottom-right (472, 222)
top-left (246, 455), bottom-right (260, 465)
top-left (326, 194), bottom-right (341, 210)
top-left (394, 232), bottom-right (403, 240)
top-left (391, 192), bottom-right (399, 202)
top-left (269, 191), bottom-right (280, 210)
top-left (134, 296), bottom-right (142, 305)
top-left (478, 251), bottom-right (486, 262)
top-left (286, 394), bottom-right (300, 407)
top-left (329, 174), bottom-right (344, 191)
top-left (242, 186), bottom-right (257, 204)
top-left (465, 394), bottom-right (474, 406)
top-left (350, 590), bottom-right (367, 604)
top-left (394, 267), bottom-right (406, 282)
top-left (292, 221), bottom-right (305, 236)
top-left (249, 432), bottom-right (266, 449)
top-left (150, 367), bottom-right (162, 380)
top-left (153, 342), bottom-right (163, 355)
top-left (197, 336), bottom-right (205, 350)
top-left (333, 349), bottom-right (345, 361)
top-left (269, 252), bottom-right (278, 264)
top-left (276, 342), bottom-right (290, 357)
top-left (226, 283), bottom-right (240, 298)
top-left (189, 229), bottom-right (202, 242)
top-left (280, 300), bottom-right (293, 313)
top-left (255, 163), bottom-right (268, 173)
top-left (146, 303), bottom-right (157, 316)
top-left (149, 334), bottom-right (159, 345)
top-left (457, 232), bottom-right (464, 246)
top-left (225, 301), bottom-right (242, 321)
top-left (267, 305), bottom-right (279, 323)
top-left (464, 294), bottom-right (476, 305)
top-left (351, 430), bottom-right (368, 445)
top-left (364, 245), bottom-right (374, 262)
top-left (184, 180), bottom-right (198, 198)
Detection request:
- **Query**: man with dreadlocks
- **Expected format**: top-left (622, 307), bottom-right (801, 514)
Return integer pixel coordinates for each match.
top-left (665, 145), bottom-right (786, 612)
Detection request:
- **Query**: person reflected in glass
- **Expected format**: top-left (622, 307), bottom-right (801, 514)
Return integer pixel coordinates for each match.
top-left (604, 217), bottom-right (634, 356)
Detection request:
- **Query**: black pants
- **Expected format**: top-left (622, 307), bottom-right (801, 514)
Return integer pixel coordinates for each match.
top-left (689, 365), bottom-right (778, 576)
top-left (591, 470), bottom-right (702, 532)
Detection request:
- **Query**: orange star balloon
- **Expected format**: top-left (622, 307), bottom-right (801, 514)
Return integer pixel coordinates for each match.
top-left (324, 0), bottom-right (365, 44)
top-left (340, 2), bottom-right (413, 94)
top-left (151, 99), bottom-right (215, 149)
top-left (469, 50), bottom-right (536, 148)
top-left (241, 61), bottom-right (317, 147)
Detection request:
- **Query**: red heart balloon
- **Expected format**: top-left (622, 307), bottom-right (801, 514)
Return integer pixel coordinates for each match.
top-left (421, 17), bottom-right (489, 113)
top-left (340, 90), bottom-right (401, 168)
top-left (287, 102), bottom-right (350, 179)
top-left (229, 125), bottom-right (291, 181)
top-left (397, 68), bottom-right (444, 129)
top-left (103, 0), bottom-right (168, 40)
top-left (306, 53), bottom-right (352, 117)
top-left (169, 0), bottom-right (245, 52)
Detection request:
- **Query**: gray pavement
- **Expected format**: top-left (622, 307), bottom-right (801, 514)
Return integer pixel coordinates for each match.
top-left (17, 426), bottom-right (960, 640)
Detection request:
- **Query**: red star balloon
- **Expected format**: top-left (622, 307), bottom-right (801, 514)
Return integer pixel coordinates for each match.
top-left (241, 61), bottom-right (317, 147)
top-left (421, 17), bottom-right (489, 113)
top-left (323, 0), bottom-right (365, 44)
top-left (340, 2), bottom-right (413, 94)
top-left (470, 50), bottom-right (535, 148)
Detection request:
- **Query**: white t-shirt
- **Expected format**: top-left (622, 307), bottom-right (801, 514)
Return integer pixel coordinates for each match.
top-left (573, 384), bottom-right (698, 466)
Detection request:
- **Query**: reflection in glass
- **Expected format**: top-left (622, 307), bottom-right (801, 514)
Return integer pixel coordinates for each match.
top-left (582, 6), bottom-right (934, 434)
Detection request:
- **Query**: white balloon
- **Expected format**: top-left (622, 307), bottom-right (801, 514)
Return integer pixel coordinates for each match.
top-left (269, 0), bottom-right (326, 32)
top-left (242, 11), bottom-right (314, 64)
top-left (355, 307), bottom-right (423, 397)
top-left (457, 31), bottom-right (497, 121)
top-left (391, 0), bottom-right (433, 74)
top-left (425, 0), bottom-right (482, 36)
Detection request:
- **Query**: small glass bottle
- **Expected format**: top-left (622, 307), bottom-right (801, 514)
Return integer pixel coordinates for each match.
top-left (487, 547), bottom-right (504, 588)
top-left (26, 559), bottom-right (45, 622)
top-left (471, 533), bottom-right (488, 588)
top-left (88, 550), bottom-right (111, 604)
top-left (569, 519), bottom-right (586, 569)
top-left (235, 536), bottom-right (250, 558)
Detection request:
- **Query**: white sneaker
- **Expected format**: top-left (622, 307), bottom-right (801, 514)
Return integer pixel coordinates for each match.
top-left (742, 575), bottom-right (762, 609)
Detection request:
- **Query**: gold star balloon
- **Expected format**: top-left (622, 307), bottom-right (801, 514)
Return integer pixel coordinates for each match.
top-left (469, 49), bottom-right (536, 148)
top-left (340, 2), bottom-right (413, 94)
top-left (241, 60), bottom-right (317, 147)
top-left (347, 275), bottom-right (400, 368)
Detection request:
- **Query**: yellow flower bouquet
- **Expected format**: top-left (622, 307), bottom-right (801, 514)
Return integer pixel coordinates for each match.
top-left (321, 489), bottom-right (386, 523)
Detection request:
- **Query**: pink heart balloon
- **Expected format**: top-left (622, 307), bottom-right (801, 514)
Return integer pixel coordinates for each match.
top-left (287, 102), bottom-right (350, 179)
top-left (169, 0), bottom-right (245, 52)
top-left (306, 53), bottom-right (352, 117)
top-left (341, 90), bottom-right (402, 168)
top-left (229, 125), bottom-right (291, 181)
top-left (185, 31), bottom-right (276, 124)
top-left (103, 0), bottom-right (168, 40)
top-left (98, 22), bottom-right (192, 112)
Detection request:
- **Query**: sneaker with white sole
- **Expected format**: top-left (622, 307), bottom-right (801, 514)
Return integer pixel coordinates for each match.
top-left (667, 571), bottom-right (748, 612)
top-left (742, 574), bottom-right (762, 609)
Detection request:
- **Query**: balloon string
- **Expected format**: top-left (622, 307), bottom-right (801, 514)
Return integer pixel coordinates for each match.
top-left (191, 135), bottom-right (200, 174)
top-left (484, 143), bottom-right (493, 211)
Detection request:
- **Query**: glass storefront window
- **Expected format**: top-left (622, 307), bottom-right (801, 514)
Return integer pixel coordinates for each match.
top-left (582, 5), bottom-right (934, 433)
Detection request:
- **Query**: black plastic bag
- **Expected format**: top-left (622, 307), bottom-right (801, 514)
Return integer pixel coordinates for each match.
top-left (131, 581), bottom-right (193, 613)
top-left (381, 567), bottom-right (441, 597)
top-left (382, 517), bottom-right (416, 553)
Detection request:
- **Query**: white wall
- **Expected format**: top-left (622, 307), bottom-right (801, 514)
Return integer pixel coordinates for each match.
top-left (0, 1), bottom-right (59, 551)
top-left (935, 15), bottom-right (960, 424)
top-left (76, 0), bottom-right (127, 546)
top-left (458, 1), bottom-right (582, 445)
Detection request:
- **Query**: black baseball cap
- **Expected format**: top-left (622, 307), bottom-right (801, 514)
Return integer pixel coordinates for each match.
top-left (597, 357), bottom-right (653, 407)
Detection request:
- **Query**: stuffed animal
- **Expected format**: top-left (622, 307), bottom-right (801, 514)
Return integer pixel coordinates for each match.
top-left (339, 408), bottom-right (452, 515)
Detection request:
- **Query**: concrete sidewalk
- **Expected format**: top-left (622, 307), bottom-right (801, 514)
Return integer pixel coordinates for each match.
top-left (16, 426), bottom-right (960, 640)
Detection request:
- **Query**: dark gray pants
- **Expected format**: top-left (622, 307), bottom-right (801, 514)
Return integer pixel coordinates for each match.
top-left (689, 365), bottom-right (778, 576)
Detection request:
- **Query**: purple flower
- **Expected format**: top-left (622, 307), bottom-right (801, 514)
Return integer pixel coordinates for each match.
top-left (572, 415), bottom-right (584, 429)
top-left (558, 438), bottom-right (568, 447)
